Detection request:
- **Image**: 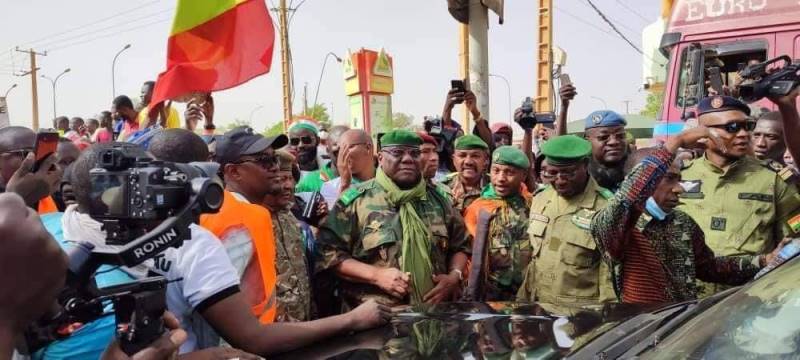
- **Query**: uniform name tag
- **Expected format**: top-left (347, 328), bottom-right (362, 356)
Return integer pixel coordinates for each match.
top-left (710, 217), bottom-right (727, 231)
top-left (738, 193), bottom-right (774, 202)
top-left (530, 213), bottom-right (550, 223)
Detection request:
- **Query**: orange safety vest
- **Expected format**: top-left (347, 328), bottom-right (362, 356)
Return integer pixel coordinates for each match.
top-left (200, 190), bottom-right (278, 323)
top-left (38, 196), bottom-right (58, 215)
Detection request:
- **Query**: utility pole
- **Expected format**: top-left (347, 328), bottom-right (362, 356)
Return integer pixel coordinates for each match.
top-left (535, 0), bottom-right (553, 114)
top-left (468, 0), bottom-right (490, 129)
top-left (15, 47), bottom-right (47, 130)
top-left (302, 82), bottom-right (308, 115)
top-left (277, 0), bottom-right (293, 131)
top-left (458, 23), bottom-right (470, 127)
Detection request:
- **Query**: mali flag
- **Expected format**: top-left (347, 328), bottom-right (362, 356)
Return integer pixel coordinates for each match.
top-left (151, 0), bottom-right (275, 106)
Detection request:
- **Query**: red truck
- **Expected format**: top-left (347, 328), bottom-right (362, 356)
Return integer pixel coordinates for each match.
top-left (655, 0), bottom-right (800, 141)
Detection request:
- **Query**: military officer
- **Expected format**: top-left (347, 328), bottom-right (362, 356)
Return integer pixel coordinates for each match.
top-left (316, 129), bottom-right (470, 309)
top-left (678, 96), bottom-right (800, 295)
top-left (584, 110), bottom-right (629, 191)
top-left (263, 150), bottom-right (312, 322)
top-left (441, 134), bottom-right (490, 214)
top-left (517, 135), bottom-right (617, 304)
top-left (463, 146), bottom-right (532, 301)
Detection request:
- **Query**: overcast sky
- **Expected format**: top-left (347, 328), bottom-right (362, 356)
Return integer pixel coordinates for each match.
top-left (0, 0), bottom-right (660, 134)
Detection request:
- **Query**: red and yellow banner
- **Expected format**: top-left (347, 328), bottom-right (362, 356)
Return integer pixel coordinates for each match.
top-left (151, 0), bottom-right (275, 106)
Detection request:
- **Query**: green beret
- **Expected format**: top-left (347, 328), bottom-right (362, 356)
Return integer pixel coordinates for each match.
top-left (380, 129), bottom-right (422, 148)
top-left (540, 135), bottom-right (591, 166)
top-left (492, 146), bottom-right (530, 170)
top-left (454, 134), bottom-right (488, 150)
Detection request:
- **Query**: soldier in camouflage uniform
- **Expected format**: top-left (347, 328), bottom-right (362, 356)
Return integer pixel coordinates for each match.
top-left (517, 135), bottom-right (617, 305)
top-left (316, 130), bottom-right (471, 310)
top-left (264, 150), bottom-right (312, 321)
top-left (441, 135), bottom-right (490, 214)
top-left (463, 146), bottom-right (533, 300)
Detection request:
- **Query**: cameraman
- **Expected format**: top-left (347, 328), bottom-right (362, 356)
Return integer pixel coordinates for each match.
top-left (770, 88), bottom-right (800, 172)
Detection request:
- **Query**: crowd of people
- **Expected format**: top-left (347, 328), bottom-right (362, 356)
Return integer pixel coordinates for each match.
top-left (1, 75), bottom-right (800, 359)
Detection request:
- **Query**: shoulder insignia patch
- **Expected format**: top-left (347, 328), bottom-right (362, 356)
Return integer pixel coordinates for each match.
top-left (762, 159), bottom-right (784, 173)
top-left (339, 181), bottom-right (373, 206)
top-left (597, 187), bottom-right (614, 200)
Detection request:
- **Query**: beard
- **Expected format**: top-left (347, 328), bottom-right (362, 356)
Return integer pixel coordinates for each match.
top-left (297, 147), bottom-right (318, 167)
top-left (589, 160), bottom-right (626, 190)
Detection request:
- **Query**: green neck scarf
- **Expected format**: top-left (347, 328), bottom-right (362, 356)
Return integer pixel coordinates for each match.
top-left (375, 170), bottom-right (433, 304)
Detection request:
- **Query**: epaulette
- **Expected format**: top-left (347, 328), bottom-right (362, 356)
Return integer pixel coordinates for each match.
top-left (533, 184), bottom-right (550, 196)
top-left (338, 180), bottom-right (374, 206)
top-left (761, 159), bottom-right (784, 172)
top-left (597, 186), bottom-right (614, 200)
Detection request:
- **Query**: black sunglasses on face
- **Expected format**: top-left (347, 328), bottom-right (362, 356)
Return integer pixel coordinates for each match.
top-left (289, 136), bottom-right (314, 146)
top-left (234, 154), bottom-right (278, 168)
top-left (708, 120), bottom-right (756, 134)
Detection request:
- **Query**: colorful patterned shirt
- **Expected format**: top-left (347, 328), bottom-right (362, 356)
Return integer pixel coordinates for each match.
top-left (590, 147), bottom-right (763, 303)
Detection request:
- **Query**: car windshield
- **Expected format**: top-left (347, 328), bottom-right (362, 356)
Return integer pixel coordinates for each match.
top-left (641, 257), bottom-right (800, 359)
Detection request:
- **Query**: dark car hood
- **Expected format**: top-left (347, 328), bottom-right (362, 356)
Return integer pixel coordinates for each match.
top-left (276, 301), bottom-right (661, 359)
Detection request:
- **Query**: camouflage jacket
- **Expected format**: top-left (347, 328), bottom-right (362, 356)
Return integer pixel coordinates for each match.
top-left (272, 209), bottom-right (312, 322)
top-left (441, 173), bottom-right (490, 214)
top-left (316, 179), bottom-right (471, 309)
top-left (465, 193), bottom-right (532, 301)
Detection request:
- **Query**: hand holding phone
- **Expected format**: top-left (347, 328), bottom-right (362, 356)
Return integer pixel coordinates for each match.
top-left (33, 130), bottom-right (59, 172)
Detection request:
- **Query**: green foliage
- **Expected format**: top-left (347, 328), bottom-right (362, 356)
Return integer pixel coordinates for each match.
top-left (300, 104), bottom-right (331, 129)
top-left (221, 118), bottom-right (251, 133)
top-left (640, 90), bottom-right (664, 118)
top-left (376, 112), bottom-right (415, 133)
top-left (263, 121), bottom-right (284, 137)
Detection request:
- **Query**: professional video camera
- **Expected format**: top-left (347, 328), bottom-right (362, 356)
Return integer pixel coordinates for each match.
top-left (738, 55), bottom-right (800, 103)
top-left (423, 115), bottom-right (460, 172)
top-left (21, 147), bottom-right (224, 356)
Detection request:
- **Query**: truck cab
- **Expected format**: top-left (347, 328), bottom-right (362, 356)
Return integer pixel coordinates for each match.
top-left (656, 0), bottom-right (800, 142)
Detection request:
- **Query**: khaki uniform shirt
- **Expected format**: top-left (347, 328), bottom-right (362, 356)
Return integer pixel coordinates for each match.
top-left (679, 156), bottom-right (800, 257)
top-left (517, 178), bottom-right (617, 304)
top-left (316, 180), bottom-right (471, 309)
top-left (272, 209), bottom-right (312, 322)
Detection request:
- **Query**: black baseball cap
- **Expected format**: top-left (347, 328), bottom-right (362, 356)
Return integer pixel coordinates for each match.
top-left (214, 126), bottom-right (288, 167)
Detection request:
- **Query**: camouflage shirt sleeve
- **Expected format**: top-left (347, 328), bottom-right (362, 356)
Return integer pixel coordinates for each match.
top-left (315, 198), bottom-right (358, 274)
top-left (444, 198), bottom-right (472, 256)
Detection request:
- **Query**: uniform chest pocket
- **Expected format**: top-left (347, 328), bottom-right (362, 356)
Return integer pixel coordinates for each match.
top-left (361, 212), bottom-right (399, 262)
top-left (430, 224), bottom-right (450, 252)
top-left (528, 214), bottom-right (549, 256)
top-left (560, 235), bottom-right (599, 268)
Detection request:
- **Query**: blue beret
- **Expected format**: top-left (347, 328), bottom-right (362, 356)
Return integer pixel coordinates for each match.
top-left (696, 96), bottom-right (751, 117)
top-left (584, 110), bottom-right (627, 130)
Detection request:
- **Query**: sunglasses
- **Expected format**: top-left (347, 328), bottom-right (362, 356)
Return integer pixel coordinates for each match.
top-left (289, 136), bottom-right (314, 146)
top-left (233, 154), bottom-right (278, 169)
top-left (708, 120), bottom-right (756, 134)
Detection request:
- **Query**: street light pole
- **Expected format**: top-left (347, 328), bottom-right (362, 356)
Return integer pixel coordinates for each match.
top-left (312, 52), bottom-right (342, 110)
top-left (112, 44), bottom-right (131, 98)
top-left (248, 105), bottom-right (264, 123)
top-left (489, 73), bottom-right (512, 121)
top-left (41, 68), bottom-right (71, 120)
top-left (590, 96), bottom-right (608, 109)
top-left (3, 84), bottom-right (17, 98)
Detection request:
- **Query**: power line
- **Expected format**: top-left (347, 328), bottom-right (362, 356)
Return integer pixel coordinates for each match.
top-left (15, 0), bottom-right (164, 48)
top-left (583, 0), bottom-right (666, 67)
top-left (48, 16), bottom-right (172, 52)
top-left (615, 0), bottom-right (650, 23)
top-left (36, 8), bottom-right (173, 50)
top-left (575, 0), bottom-right (638, 35)
top-left (554, 6), bottom-right (612, 36)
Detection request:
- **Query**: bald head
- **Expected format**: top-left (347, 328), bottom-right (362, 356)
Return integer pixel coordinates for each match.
top-left (0, 126), bottom-right (35, 153)
top-left (339, 129), bottom-right (372, 148)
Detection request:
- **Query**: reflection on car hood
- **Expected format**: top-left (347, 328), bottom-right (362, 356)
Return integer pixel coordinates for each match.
top-left (275, 301), bottom-right (661, 360)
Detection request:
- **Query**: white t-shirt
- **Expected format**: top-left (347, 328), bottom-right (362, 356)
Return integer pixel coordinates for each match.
top-left (61, 206), bottom-right (240, 353)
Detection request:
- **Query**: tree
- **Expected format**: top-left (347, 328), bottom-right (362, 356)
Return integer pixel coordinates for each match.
top-left (375, 112), bottom-right (414, 133)
top-left (298, 104), bottom-right (331, 130)
top-left (263, 121), bottom-right (284, 137)
top-left (640, 90), bottom-right (664, 118)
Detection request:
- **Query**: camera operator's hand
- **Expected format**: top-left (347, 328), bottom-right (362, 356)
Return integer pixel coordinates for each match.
top-left (768, 86), bottom-right (800, 109)
top-left (345, 299), bottom-right (392, 332)
top-left (464, 90), bottom-right (481, 119)
top-left (101, 312), bottom-right (188, 360)
top-left (0, 192), bottom-right (66, 336)
top-left (513, 106), bottom-right (536, 131)
top-left (559, 83), bottom-right (577, 107)
top-left (442, 88), bottom-right (465, 125)
top-left (5, 152), bottom-right (61, 208)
